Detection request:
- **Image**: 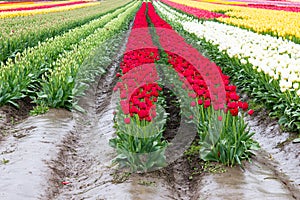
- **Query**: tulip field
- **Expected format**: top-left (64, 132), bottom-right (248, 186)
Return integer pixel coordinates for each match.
top-left (1, 0), bottom-right (300, 177)
top-left (0, 0), bottom-right (300, 199)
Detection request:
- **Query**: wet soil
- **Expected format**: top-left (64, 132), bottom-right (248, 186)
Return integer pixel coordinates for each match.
top-left (0, 109), bottom-right (74, 199)
top-left (245, 110), bottom-right (300, 199)
top-left (162, 87), bottom-right (181, 142)
top-left (0, 59), bottom-right (299, 200)
top-left (0, 97), bottom-right (34, 141)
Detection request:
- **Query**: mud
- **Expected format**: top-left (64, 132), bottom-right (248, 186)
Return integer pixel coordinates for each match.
top-left (162, 88), bottom-right (181, 142)
top-left (0, 109), bottom-right (74, 199)
top-left (0, 65), bottom-right (299, 200)
top-left (198, 152), bottom-right (298, 200)
top-left (246, 111), bottom-right (300, 198)
top-left (195, 112), bottom-right (300, 200)
top-left (0, 97), bottom-right (34, 141)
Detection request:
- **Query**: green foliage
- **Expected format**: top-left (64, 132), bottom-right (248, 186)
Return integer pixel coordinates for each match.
top-left (196, 107), bottom-right (260, 167)
top-left (154, 4), bottom-right (260, 166)
top-left (29, 104), bottom-right (49, 116)
top-left (109, 105), bottom-right (168, 172)
top-left (155, 3), bottom-right (300, 133)
top-left (201, 41), bottom-right (300, 132)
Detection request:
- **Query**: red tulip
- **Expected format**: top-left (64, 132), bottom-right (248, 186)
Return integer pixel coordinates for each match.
top-left (124, 118), bottom-right (131, 124)
top-left (230, 108), bottom-right (239, 116)
top-left (204, 100), bottom-right (211, 108)
top-left (218, 116), bottom-right (223, 121)
top-left (248, 109), bottom-right (254, 115)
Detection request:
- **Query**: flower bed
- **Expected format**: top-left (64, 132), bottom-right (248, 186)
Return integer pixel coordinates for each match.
top-left (154, 1), bottom-right (300, 132)
top-left (110, 2), bottom-right (258, 172)
top-left (161, 0), bottom-right (228, 19)
top-left (0, 1), bottom-right (88, 12)
top-left (0, 0), bottom-right (131, 63)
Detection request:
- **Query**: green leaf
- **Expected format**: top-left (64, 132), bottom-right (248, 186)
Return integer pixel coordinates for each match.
top-left (292, 138), bottom-right (300, 143)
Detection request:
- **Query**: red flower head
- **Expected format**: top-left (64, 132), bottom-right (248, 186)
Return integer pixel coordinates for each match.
top-left (116, 73), bottom-right (121, 77)
top-left (241, 102), bottom-right (249, 111)
top-left (139, 102), bottom-right (147, 109)
top-left (204, 100), bottom-right (211, 108)
top-left (124, 118), bottom-right (131, 124)
top-left (198, 99), bottom-right (203, 105)
top-left (248, 109), bottom-right (254, 116)
top-left (227, 102), bottom-right (237, 109)
top-left (138, 110), bottom-right (148, 119)
top-left (230, 108), bottom-right (239, 116)
top-left (190, 101), bottom-right (196, 107)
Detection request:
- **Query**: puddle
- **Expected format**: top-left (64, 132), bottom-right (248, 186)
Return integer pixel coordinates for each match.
top-left (0, 109), bottom-right (74, 199)
top-left (198, 153), bottom-right (298, 200)
top-left (51, 103), bottom-right (175, 199)
top-left (246, 114), bottom-right (300, 187)
top-left (195, 113), bottom-right (299, 200)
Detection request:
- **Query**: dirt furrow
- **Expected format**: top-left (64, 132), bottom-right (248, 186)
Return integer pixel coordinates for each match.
top-left (0, 109), bottom-right (74, 199)
top-left (45, 55), bottom-right (181, 199)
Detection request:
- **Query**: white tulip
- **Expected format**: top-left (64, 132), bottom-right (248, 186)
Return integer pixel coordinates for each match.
top-left (240, 59), bottom-right (247, 65)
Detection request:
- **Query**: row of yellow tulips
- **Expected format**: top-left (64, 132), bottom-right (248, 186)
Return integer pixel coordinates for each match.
top-left (0, 1), bottom-right (67, 9)
top-left (0, 2), bottom-right (99, 19)
top-left (170, 0), bottom-right (300, 42)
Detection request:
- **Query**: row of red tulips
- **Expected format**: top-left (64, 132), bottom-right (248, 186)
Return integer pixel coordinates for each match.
top-left (147, 3), bottom-right (253, 116)
top-left (161, 0), bottom-right (228, 19)
top-left (110, 2), bottom-right (258, 170)
top-left (115, 3), bottom-right (161, 122)
top-left (115, 2), bottom-right (254, 123)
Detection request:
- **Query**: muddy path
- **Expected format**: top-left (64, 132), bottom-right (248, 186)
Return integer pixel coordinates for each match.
top-left (43, 47), bottom-right (177, 199)
top-left (0, 97), bottom-right (34, 142)
top-left (0, 57), bottom-right (299, 199)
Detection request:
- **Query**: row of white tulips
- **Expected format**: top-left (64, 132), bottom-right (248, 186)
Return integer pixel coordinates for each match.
top-left (154, 1), bottom-right (300, 96)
